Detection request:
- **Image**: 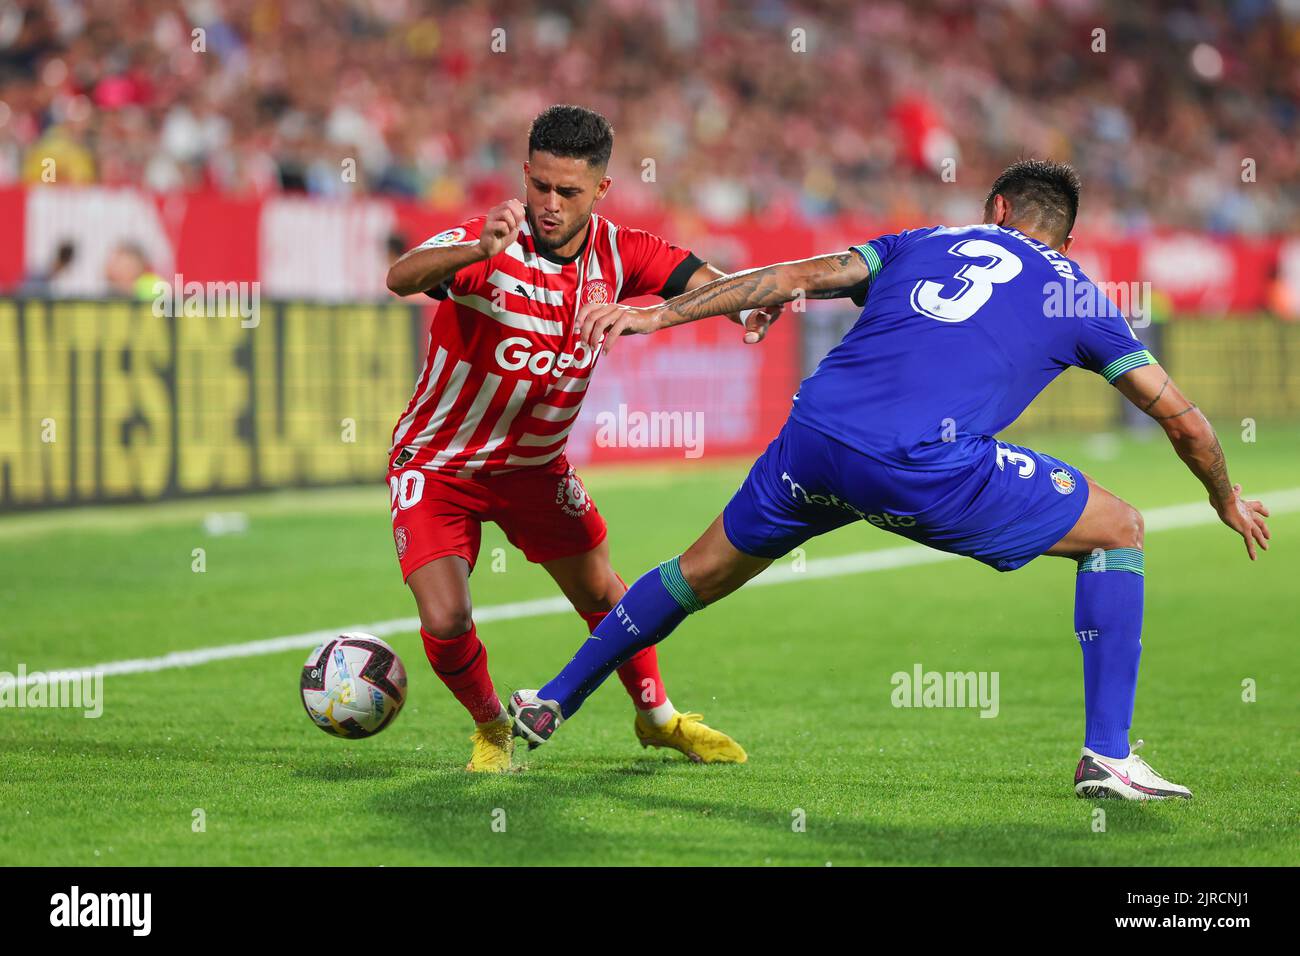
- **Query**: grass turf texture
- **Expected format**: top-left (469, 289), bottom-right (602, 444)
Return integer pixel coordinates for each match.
top-left (1, 426), bottom-right (1297, 866)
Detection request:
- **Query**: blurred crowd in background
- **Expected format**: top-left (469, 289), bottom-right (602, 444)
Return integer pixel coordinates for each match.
top-left (1, 0), bottom-right (1298, 234)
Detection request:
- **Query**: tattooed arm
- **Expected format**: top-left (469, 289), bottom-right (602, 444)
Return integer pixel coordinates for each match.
top-left (576, 252), bottom-right (870, 355)
top-left (681, 261), bottom-right (786, 345)
top-left (656, 251), bottom-right (870, 327)
top-left (1114, 365), bottom-right (1270, 560)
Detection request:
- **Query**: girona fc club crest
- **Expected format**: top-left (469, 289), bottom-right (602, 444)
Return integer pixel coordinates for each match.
top-left (556, 470), bottom-right (593, 518)
top-left (582, 280), bottom-right (611, 306)
top-left (394, 526), bottom-right (410, 558)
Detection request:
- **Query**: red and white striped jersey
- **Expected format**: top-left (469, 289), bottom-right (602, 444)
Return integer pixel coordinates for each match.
top-left (389, 213), bottom-right (700, 476)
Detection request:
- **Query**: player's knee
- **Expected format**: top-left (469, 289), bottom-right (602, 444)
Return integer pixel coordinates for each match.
top-left (1106, 502), bottom-right (1144, 550)
top-left (680, 552), bottom-right (736, 605)
top-left (677, 517), bottom-right (767, 605)
top-left (1128, 506), bottom-right (1145, 549)
top-left (682, 568), bottom-right (716, 605)
top-left (568, 571), bottom-right (623, 615)
top-left (570, 592), bottom-right (619, 616)
top-left (418, 599), bottom-right (474, 639)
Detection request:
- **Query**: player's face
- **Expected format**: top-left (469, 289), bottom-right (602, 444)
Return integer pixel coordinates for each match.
top-left (523, 152), bottom-right (611, 253)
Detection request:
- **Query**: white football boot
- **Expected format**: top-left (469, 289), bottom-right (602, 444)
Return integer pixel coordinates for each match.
top-left (1074, 739), bottom-right (1192, 801)
top-left (508, 689), bottom-right (563, 749)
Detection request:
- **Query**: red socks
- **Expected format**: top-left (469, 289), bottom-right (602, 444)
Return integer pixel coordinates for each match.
top-left (421, 606), bottom-right (666, 723)
top-left (581, 609), bottom-right (668, 710)
top-left (420, 625), bottom-right (502, 724)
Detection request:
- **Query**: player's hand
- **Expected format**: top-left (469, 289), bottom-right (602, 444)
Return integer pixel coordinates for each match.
top-left (477, 199), bottom-right (526, 258)
top-left (578, 302), bottom-right (662, 356)
top-left (1214, 484), bottom-right (1270, 560)
top-left (727, 303), bottom-right (784, 344)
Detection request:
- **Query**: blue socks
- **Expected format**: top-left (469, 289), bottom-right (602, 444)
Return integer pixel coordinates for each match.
top-left (1075, 548), bottom-right (1144, 759)
top-left (538, 546), bottom-right (1147, 760)
top-left (540, 557), bottom-right (705, 718)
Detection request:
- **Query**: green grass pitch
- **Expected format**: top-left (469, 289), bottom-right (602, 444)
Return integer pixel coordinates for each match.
top-left (1, 426), bottom-right (1296, 866)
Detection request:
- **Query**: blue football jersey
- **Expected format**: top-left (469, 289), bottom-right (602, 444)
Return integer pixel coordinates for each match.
top-left (789, 224), bottom-right (1156, 469)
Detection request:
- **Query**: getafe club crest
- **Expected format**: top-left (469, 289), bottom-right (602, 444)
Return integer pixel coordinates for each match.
top-left (1050, 468), bottom-right (1077, 495)
top-left (556, 469), bottom-right (593, 518)
top-left (582, 280), bottom-right (612, 306)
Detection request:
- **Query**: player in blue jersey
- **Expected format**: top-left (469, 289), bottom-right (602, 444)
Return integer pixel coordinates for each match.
top-left (507, 160), bottom-right (1272, 800)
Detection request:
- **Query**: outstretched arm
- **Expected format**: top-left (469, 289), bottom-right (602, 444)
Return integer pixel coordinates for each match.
top-left (661, 251), bottom-right (869, 323)
top-left (579, 251), bottom-right (870, 354)
top-left (1113, 364), bottom-right (1270, 559)
top-left (682, 261), bottom-right (786, 345)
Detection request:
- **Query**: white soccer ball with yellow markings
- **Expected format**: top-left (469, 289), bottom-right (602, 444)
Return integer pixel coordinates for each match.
top-left (300, 633), bottom-right (407, 738)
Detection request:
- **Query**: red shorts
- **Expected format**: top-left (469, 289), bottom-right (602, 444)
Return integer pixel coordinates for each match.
top-left (388, 456), bottom-right (608, 581)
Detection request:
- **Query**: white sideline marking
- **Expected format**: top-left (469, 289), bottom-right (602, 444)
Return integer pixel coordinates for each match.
top-left (5, 488), bottom-right (1296, 690)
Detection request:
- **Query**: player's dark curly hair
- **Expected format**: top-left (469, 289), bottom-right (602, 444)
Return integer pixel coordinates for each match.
top-left (985, 159), bottom-right (1081, 244)
top-left (528, 105), bottom-right (614, 168)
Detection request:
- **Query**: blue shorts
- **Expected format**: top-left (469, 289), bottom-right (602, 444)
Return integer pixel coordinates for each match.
top-left (722, 419), bottom-right (1090, 572)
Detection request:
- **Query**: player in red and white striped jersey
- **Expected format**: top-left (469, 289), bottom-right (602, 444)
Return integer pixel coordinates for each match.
top-left (385, 105), bottom-right (781, 772)
top-left (388, 209), bottom-right (683, 476)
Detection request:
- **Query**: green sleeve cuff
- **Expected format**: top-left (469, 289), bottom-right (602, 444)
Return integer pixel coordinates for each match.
top-left (1099, 349), bottom-right (1156, 383)
top-left (849, 242), bottom-right (884, 279)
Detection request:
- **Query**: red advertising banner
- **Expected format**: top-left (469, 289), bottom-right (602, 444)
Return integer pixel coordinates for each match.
top-left (2, 186), bottom-right (1295, 494)
top-left (7, 187), bottom-right (1295, 315)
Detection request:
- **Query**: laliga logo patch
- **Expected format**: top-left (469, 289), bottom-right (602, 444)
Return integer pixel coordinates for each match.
top-left (582, 280), bottom-right (611, 306)
top-left (1050, 468), bottom-right (1077, 495)
top-left (426, 227), bottom-right (467, 246)
top-left (556, 470), bottom-right (592, 518)
top-left (394, 526), bottom-right (410, 558)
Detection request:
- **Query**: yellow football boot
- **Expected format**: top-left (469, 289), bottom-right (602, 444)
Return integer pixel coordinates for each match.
top-left (634, 711), bottom-right (747, 764)
top-left (466, 717), bottom-right (514, 772)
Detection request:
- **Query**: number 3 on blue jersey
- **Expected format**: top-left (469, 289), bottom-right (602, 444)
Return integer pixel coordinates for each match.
top-left (910, 238), bottom-right (1023, 323)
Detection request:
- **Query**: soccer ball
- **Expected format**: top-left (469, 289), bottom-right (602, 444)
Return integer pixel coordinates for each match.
top-left (300, 633), bottom-right (408, 738)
